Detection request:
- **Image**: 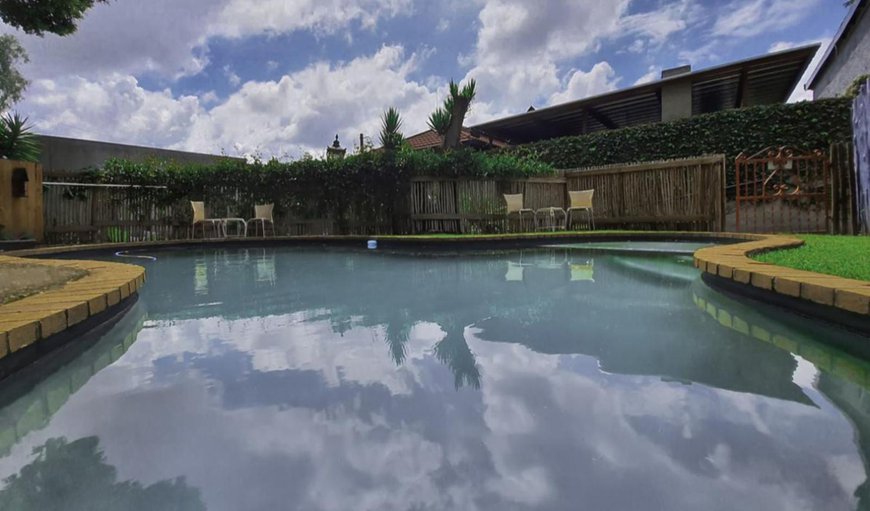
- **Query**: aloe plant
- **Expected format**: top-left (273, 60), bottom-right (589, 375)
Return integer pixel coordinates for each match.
top-left (0, 112), bottom-right (40, 162)
top-left (379, 107), bottom-right (404, 151)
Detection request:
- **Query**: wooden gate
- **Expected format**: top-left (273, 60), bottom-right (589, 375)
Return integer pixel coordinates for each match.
top-left (735, 147), bottom-right (830, 233)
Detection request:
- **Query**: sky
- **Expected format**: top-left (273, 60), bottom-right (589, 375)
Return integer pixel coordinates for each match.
top-left (0, 0), bottom-right (852, 159)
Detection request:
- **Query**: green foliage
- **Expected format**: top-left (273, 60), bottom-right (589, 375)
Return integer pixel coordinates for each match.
top-left (0, 112), bottom-right (40, 161)
top-left (85, 147), bottom-right (552, 234)
top-left (428, 78), bottom-right (477, 148)
top-left (845, 74), bottom-right (870, 98)
top-left (0, 436), bottom-right (206, 511)
top-left (0, 0), bottom-right (108, 36)
top-left (427, 106), bottom-right (451, 136)
top-left (506, 98), bottom-right (854, 185)
top-left (753, 234), bottom-right (870, 281)
top-left (0, 34), bottom-right (28, 110)
top-left (379, 107), bottom-right (404, 151)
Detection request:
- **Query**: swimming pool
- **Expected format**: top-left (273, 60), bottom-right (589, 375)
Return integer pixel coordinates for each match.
top-left (0, 245), bottom-right (868, 510)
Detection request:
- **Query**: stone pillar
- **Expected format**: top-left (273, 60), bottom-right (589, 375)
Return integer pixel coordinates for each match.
top-left (0, 160), bottom-right (44, 241)
top-left (661, 78), bottom-right (693, 122)
top-left (660, 65), bottom-right (693, 122)
top-left (326, 135), bottom-right (346, 160)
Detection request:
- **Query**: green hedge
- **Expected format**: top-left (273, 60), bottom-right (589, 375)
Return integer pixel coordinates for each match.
top-left (86, 147), bottom-right (553, 234)
top-left (506, 98), bottom-right (853, 184)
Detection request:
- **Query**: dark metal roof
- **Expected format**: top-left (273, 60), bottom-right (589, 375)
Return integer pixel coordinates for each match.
top-left (806, 0), bottom-right (867, 89)
top-left (471, 44), bottom-right (820, 145)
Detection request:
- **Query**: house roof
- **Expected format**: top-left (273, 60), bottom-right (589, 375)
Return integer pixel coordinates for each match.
top-left (471, 44), bottom-right (820, 145)
top-left (806, 0), bottom-right (868, 89)
top-left (405, 128), bottom-right (510, 150)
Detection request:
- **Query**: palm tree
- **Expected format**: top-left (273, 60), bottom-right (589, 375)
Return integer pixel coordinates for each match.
top-left (379, 107), bottom-right (404, 151)
top-left (427, 79), bottom-right (477, 150)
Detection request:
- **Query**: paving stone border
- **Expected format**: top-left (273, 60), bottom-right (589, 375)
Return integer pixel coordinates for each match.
top-left (693, 235), bottom-right (870, 317)
top-left (0, 255), bottom-right (145, 360)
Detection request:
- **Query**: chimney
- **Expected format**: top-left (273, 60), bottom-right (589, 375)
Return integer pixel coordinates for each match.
top-left (661, 65), bottom-right (691, 80)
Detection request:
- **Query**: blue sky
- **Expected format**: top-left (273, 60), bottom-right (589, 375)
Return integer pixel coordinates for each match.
top-left (0, 0), bottom-right (850, 158)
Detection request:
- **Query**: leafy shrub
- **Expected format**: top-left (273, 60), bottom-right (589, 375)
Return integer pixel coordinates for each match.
top-left (505, 98), bottom-right (853, 185)
top-left (0, 112), bottom-right (40, 162)
top-left (84, 147), bottom-right (553, 234)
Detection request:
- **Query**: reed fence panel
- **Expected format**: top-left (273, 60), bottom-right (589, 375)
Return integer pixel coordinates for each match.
top-left (564, 155), bottom-right (725, 231)
top-left (42, 155), bottom-right (727, 242)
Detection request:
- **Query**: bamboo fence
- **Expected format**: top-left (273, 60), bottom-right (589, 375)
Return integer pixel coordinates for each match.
top-left (42, 155), bottom-right (728, 243)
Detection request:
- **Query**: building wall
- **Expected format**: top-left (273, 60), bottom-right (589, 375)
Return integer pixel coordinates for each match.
top-left (37, 135), bottom-right (243, 175)
top-left (814, 6), bottom-right (870, 98)
top-left (661, 79), bottom-right (693, 122)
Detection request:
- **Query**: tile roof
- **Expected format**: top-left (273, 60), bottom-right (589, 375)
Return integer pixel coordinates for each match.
top-left (404, 128), bottom-right (510, 150)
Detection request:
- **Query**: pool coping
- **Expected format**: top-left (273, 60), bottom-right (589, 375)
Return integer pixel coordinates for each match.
top-left (693, 235), bottom-right (870, 324)
top-left (0, 254), bottom-right (146, 370)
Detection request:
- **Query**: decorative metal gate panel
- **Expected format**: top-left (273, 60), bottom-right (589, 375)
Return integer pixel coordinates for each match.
top-left (735, 147), bottom-right (830, 233)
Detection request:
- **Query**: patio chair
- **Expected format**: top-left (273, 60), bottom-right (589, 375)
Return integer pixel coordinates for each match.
top-left (190, 201), bottom-right (223, 239)
top-left (567, 190), bottom-right (595, 230)
top-left (247, 204), bottom-right (275, 238)
top-left (503, 193), bottom-right (535, 232)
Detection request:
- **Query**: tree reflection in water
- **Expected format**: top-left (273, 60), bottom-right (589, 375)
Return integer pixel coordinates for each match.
top-left (0, 437), bottom-right (205, 511)
top-left (434, 324), bottom-right (481, 390)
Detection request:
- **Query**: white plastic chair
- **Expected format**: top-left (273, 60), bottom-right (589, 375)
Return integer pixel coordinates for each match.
top-left (503, 193), bottom-right (535, 232)
top-left (247, 204), bottom-right (275, 237)
top-left (567, 190), bottom-right (595, 230)
top-left (191, 201), bottom-right (222, 239)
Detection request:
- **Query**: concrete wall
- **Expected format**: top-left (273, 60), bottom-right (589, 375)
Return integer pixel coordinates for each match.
top-left (37, 135), bottom-right (243, 175)
top-left (661, 79), bottom-right (693, 122)
top-left (0, 160), bottom-right (43, 241)
top-left (814, 6), bottom-right (870, 98)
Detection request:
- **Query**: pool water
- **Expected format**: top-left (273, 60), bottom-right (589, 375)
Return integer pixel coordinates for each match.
top-left (0, 246), bottom-right (869, 510)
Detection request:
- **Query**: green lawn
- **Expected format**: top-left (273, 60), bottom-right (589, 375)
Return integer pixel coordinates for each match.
top-left (753, 235), bottom-right (870, 281)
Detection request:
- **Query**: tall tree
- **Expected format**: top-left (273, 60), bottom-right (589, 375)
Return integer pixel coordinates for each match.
top-left (427, 79), bottom-right (477, 150)
top-left (0, 0), bottom-right (108, 35)
top-left (0, 35), bottom-right (27, 111)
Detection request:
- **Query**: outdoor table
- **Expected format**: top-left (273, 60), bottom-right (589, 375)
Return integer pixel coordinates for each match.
top-left (535, 207), bottom-right (567, 232)
top-left (221, 218), bottom-right (247, 238)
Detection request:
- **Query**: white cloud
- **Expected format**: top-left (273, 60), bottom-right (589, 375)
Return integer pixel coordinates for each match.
top-left (210, 0), bottom-right (412, 38)
top-left (183, 45), bottom-right (439, 158)
top-left (712, 0), bottom-right (821, 38)
top-left (1, 0), bottom-right (222, 80)
top-left (223, 65), bottom-right (242, 87)
top-left (678, 41), bottom-right (720, 66)
top-left (17, 46), bottom-right (440, 158)
top-left (461, 0), bottom-right (692, 122)
top-left (549, 62), bottom-right (621, 104)
top-left (618, 0), bottom-right (697, 44)
top-left (2, 0), bottom-right (414, 81)
top-left (21, 74), bottom-right (205, 149)
top-left (634, 65), bottom-right (661, 85)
